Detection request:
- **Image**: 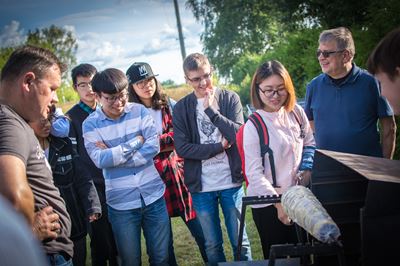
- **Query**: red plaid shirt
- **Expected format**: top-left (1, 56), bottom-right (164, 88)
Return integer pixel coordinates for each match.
top-left (153, 105), bottom-right (196, 221)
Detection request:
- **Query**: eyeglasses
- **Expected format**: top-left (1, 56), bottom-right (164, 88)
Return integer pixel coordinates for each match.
top-left (316, 50), bottom-right (344, 58)
top-left (186, 73), bottom-right (212, 84)
top-left (101, 91), bottom-right (128, 105)
top-left (259, 87), bottom-right (287, 97)
top-left (135, 77), bottom-right (155, 89)
top-left (76, 82), bottom-right (92, 90)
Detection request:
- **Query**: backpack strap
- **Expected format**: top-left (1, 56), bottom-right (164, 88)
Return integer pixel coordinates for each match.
top-left (292, 105), bottom-right (305, 139)
top-left (248, 112), bottom-right (279, 188)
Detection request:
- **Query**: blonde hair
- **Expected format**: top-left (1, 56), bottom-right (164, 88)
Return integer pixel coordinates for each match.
top-left (250, 60), bottom-right (296, 112)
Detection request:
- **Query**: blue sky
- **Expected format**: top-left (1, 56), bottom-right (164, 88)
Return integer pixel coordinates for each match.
top-left (0, 0), bottom-right (204, 84)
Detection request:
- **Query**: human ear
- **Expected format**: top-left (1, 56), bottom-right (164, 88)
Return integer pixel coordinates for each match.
top-left (23, 72), bottom-right (36, 91)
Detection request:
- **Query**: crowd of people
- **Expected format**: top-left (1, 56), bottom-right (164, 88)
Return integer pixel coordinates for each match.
top-left (0, 26), bottom-right (398, 266)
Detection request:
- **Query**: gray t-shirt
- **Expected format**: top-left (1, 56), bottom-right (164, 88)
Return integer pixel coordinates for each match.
top-left (0, 103), bottom-right (73, 257)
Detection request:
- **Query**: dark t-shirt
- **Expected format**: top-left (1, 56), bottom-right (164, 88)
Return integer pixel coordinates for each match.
top-left (0, 103), bottom-right (73, 257)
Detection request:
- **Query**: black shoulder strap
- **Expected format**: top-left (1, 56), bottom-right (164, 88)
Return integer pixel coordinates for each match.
top-left (248, 112), bottom-right (279, 188)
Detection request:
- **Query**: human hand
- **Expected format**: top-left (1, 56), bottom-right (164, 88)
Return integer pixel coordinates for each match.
top-left (32, 206), bottom-right (61, 241)
top-left (137, 135), bottom-right (144, 144)
top-left (88, 213), bottom-right (100, 223)
top-left (95, 141), bottom-right (107, 150)
top-left (296, 170), bottom-right (311, 187)
top-left (221, 137), bottom-right (231, 150)
top-left (203, 89), bottom-right (215, 109)
top-left (275, 203), bottom-right (293, 226)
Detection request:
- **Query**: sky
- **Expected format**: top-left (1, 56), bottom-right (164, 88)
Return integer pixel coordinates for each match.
top-left (0, 0), bottom-right (204, 84)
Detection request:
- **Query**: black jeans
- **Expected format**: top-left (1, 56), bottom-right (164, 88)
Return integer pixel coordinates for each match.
top-left (88, 197), bottom-right (118, 266)
top-left (72, 237), bottom-right (86, 266)
top-left (252, 205), bottom-right (297, 259)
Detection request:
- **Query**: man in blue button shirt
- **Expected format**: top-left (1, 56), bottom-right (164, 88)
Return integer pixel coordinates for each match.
top-left (83, 68), bottom-right (170, 266)
top-left (305, 27), bottom-right (396, 159)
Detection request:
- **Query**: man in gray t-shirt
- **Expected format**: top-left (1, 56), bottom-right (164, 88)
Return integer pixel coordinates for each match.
top-left (0, 46), bottom-right (73, 265)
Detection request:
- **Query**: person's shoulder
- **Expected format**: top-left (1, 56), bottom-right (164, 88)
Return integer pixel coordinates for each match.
top-left (66, 103), bottom-right (80, 116)
top-left (83, 108), bottom-right (102, 126)
top-left (356, 66), bottom-right (378, 82)
top-left (0, 104), bottom-right (28, 130)
top-left (308, 73), bottom-right (325, 86)
top-left (175, 93), bottom-right (194, 108)
top-left (220, 87), bottom-right (240, 98)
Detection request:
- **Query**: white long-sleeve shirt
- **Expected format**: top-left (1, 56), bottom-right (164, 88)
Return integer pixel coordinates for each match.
top-left (243, 105), bottom-right (315, 207)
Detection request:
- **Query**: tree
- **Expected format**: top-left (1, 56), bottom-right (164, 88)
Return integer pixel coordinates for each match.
top-left (26, 25), bottom-right (78, 78)
top-left (186, 0), bottom-right (284, 78)
top-left (0, 47), bottom-right (14, 70)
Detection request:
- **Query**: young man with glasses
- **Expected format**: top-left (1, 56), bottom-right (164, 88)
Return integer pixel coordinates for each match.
top-left (173, 53), bottom-right (252, 265)
top-left (67, 64), bottom-right (118, 266)
top-left (305, 27), bottom-right (395, 159)
top-left (82, 68), bottom-right (170, 266)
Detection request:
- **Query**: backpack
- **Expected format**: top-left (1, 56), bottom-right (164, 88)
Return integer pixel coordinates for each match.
top-left (236, 107), bottom-right (303, 188)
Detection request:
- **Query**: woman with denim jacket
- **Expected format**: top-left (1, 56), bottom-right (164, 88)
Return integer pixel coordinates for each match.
top-left (29, 108), bottom-right (102, 266)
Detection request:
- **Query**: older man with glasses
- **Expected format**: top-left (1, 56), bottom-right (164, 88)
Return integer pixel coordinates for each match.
top-left (304, 27), bottom-right (396, 266)
top-left (82, 68), bottom-right (170, 266)
top-left (305, 27), bottom-right (395, 159)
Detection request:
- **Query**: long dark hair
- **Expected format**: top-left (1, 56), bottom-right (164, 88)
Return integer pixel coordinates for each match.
top-left (128, 77), bottom-right (168, 110)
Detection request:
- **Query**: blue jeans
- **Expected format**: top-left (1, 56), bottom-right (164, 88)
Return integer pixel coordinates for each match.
top-left (108, 197), bottom-right (170, 266)
top-left (46, 253), bottom-right (73, 266)
top-left (192, 186), bottom-right (252, 265)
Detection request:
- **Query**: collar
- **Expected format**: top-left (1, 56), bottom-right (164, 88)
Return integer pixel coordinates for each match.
top-left (323, 63), bottom-right (361, 87)
top-left (79, 101), bottom-right (96, 114)
top-left (97, 103), bottom-right (131, 121)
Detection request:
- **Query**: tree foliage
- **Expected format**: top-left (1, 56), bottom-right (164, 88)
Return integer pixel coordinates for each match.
top-left (0, 25), bottom-right (78, 103)
top-left (186, 0), bottom-right (284, 77)
top-left (186, 0), bottom-right (400, 101)
top-left (26, 25), bottom-right (78, 78)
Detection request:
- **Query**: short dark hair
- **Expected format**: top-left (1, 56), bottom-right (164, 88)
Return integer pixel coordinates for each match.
top-left (0, 45), bottom-right (65, 82)
top-left (183, 53), bottom-right (212, 76)
top-left (91, 68), bottom-right (128, 95)
top-left (71, 63), bottom-right (97, 86)
top-left (367, 27), bottom-right (400, 80)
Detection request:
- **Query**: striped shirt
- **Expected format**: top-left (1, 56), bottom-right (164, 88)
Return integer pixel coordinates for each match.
top-left (83, 102), bottom-right (165, 210)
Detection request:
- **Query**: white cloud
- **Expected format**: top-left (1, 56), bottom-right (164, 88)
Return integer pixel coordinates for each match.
top-left (0, 20), bottom-right (26, 47)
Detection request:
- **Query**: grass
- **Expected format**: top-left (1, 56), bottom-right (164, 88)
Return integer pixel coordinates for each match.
top-left (61, 86), bottom-right (263, 265)
top-left (84, 205), bottom-right (263, 266)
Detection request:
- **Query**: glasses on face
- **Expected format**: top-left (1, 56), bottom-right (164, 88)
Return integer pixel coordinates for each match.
top-left (316, 49), bottom-right (344, 58)
top-left (76, 82), bottom-right (92, 90)
top-left (258, 87), bottom-right (287, 97)
top-left (135, 78), bottom-right (154, 89)
top-left (101, 91), bottom-right (128, 105)
top-left (186, 73), bottom-right (212, 85)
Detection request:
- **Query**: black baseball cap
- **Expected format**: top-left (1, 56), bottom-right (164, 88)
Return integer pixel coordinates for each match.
top-left (126, 62), bottom-right (158, 85)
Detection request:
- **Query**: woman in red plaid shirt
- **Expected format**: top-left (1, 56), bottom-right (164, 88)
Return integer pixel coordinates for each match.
top-left (126, 62), bottom-right (207, 265)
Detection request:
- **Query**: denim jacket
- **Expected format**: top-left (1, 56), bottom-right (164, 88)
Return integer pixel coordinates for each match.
top-left (48, 136), bottom-right (101, 240)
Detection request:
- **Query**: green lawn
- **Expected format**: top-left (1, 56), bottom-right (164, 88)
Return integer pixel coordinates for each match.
top-left (85, 206), bottom-right (263, 265)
